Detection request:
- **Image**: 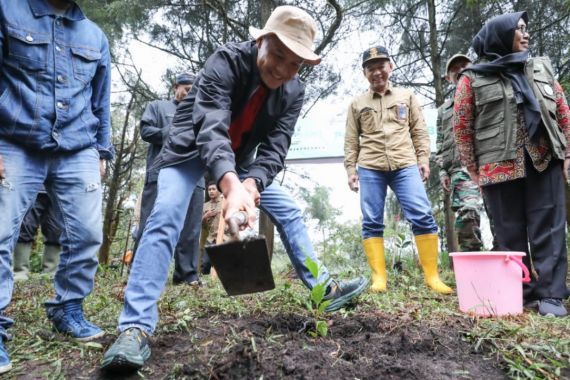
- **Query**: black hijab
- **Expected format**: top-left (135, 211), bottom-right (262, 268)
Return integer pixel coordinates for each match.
top-left (470, 11), bottom-right (542, 140)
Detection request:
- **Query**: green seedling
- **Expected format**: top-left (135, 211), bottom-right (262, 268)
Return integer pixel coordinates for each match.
top-left (304, 257), bottom-right (331, 337)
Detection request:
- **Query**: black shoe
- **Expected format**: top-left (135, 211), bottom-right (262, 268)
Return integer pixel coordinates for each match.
top-left (101, 328), bottom-right (151, 372)
top-left (538, 298), bottom-right (567, 317)
top-left (523, 299), bottom-right (540, 310)
top-left (323, 277), bottom-right (368, 312)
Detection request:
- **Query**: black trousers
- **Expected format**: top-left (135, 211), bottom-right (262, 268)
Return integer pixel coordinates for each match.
top-left (135, 179), bottom-right (205, 284)
top-left (18, 192), bottom-right (62, 245)
top-left (483, 157), bottom-right (569, 301)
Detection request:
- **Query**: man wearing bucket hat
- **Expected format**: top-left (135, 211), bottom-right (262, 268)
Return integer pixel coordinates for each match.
top-left (344, 46), bottom-right (452, 294)
top-left (102, 6), bottom-right (367, 372)
top-left (435, 54), bottom-right (484, 252)
top-left (134, 72), bottom-right (205, 287)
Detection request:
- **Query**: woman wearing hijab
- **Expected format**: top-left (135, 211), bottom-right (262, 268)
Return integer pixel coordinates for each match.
top-left (453, 11), bottom-right (570, 317)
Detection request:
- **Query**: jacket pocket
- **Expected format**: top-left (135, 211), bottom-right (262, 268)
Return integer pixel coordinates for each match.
top-left (475, 124), bottom-right (504, 155)
top-left (71, 46), bottom-right (101, 83)
top-left (5, 24), bottom-right (49, 72)
top-left (358, 107), bottom-right (378, 133)
top-left (386, 100), bottom-right (409, 125)
top-left (534, 75), bottom-right (557, 112)
top-left (472, 77), bottom-right (505, 128)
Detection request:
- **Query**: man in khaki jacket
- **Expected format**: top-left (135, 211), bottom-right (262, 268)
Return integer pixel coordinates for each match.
top-left (344, 45), bottom-right (452, 294)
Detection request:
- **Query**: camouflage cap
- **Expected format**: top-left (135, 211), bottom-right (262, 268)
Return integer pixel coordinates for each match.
top-left (445, 54), bottom-right (471, 74)
top-left (362, 46), bottom-right (390, 68)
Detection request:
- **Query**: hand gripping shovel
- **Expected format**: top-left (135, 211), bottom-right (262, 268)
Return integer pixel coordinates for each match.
top-left (205, 204), bottom-right (275, 296)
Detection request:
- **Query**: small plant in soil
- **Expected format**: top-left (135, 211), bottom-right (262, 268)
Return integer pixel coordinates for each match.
top-left (304, 257), bottom-right (331, 338)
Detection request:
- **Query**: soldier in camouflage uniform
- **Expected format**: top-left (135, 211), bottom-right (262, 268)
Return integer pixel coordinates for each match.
top-left (435, 54), bottom-right (483, 251)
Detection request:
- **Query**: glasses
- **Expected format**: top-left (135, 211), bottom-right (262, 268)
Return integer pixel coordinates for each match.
top-left (516, 25), bottom-right (528, 34)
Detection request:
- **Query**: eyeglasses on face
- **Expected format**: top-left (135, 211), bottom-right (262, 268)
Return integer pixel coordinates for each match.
top-left (515, 24), bottom-right (528, 34)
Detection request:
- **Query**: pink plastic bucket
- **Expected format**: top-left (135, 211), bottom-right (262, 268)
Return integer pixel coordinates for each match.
top-left (449, 251), bottom-right (530, 316)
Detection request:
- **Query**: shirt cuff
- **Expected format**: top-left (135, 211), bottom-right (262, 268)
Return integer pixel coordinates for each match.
top-left (212, 159), bottom-right (237, 191)
top-left (96, 144), bottom-right (115, 160)
top-left (346, 166), bottom-right (357, 177)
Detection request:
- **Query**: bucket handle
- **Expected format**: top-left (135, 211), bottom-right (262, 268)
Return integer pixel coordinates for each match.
top-left (505, 255), bottom-right (531, 283)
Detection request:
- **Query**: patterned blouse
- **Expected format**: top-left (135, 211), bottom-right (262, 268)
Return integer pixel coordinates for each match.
top-left (453, 76), bottom-right (570, 186)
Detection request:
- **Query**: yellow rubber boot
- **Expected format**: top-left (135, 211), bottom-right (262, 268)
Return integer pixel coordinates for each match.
top-left (415, 233), bottom-right (453, 294)
top-left (363, 237), bottom-right (387, 292)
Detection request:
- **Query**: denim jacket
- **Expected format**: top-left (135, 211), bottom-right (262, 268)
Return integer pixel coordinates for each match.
top-left (0, 0), bottom-right (113, 159)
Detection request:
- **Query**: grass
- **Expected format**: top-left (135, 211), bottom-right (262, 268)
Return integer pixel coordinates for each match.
top-left (5, 251), bottom-right (570, 379)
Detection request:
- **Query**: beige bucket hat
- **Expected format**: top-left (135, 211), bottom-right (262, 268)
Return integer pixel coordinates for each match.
top-left (249, 6), bottom-right (321, 65)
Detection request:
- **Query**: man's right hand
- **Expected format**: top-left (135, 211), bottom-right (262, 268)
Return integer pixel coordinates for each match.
top-left (203, 210), bottom-right (216, 221)
top-left (0, 155), bottom-right (5, 179)
top-left (348, 174), bottom-right (359, 192)
top-left (440, 175), bottom-right (451, 192)
top-left (219, 172), bottom-right (257, 228)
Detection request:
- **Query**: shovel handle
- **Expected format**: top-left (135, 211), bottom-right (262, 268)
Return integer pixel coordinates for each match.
top-left (216, 200), bottom-right (226, 245)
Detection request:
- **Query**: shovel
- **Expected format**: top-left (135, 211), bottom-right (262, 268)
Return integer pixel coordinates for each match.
top-left (206, 203), bottom-right (275, 296)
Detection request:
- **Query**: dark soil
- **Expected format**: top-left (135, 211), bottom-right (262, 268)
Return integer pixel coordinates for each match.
top-left (15, 312), bottom-right (506, 379)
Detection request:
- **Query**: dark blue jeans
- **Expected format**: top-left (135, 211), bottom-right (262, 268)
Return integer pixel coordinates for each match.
top-left (358, 165), bottom-right (437, 238)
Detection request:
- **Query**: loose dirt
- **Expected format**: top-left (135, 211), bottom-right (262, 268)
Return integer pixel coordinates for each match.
top-left (17, 311), bottom-right (506, 379)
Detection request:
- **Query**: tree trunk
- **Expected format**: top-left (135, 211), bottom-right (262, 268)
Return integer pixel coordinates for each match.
top-left (99, 94), bottom-right (136, 265)
top-left (427, 0), bottom-right (457, 254)
top-left (427, 0), bottom-right (443, 107)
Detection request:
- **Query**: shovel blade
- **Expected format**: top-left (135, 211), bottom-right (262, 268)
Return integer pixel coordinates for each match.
top-left (206, 236), bottom-right (275, 296)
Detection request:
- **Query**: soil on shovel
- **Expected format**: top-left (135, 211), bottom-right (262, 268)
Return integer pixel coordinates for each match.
top-left (18, 312), bottom-right (506, 379)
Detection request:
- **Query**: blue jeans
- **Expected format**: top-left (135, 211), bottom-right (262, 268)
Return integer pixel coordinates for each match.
top-left (0, 140), bottom-right (102, 339)
top-left (358, 165), bottom-right (437, 239)
top-left (119, 157), bottom-right (329, 334)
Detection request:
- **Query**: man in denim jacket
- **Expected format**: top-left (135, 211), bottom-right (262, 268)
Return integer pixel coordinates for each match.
top-left (0, 0), bottom-right (112, 373)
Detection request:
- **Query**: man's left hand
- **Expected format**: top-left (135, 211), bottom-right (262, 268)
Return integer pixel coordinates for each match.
top-left (100, 159), bottom-right (106, 179)
top-left (418, 163), bottom-right (430, 182)
top-left (0, 155), bottom-right (5, 179)
top-left (564, 158), bottom-right (570, 182)
top-left (242, 178), bottom-right (261, 206)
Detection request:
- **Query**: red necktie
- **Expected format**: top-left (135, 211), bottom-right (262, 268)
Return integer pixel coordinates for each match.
top-left (229, 85), bottom-right (268, 151)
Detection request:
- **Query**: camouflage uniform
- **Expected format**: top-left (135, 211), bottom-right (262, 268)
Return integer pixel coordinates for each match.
top-left (435, 99), bottom-right (483, 251)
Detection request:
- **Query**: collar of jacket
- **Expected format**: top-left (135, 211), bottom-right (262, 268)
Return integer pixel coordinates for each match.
top-left (28, 0), bottom-right (85, 21)
top-left (368, 81), bottom-right (393, 99)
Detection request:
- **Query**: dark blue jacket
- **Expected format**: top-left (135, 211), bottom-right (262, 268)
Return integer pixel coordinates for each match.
top-left (0, 0), bottom-right (113, 159)
top-left (157, 41), bottom-right (305, 191)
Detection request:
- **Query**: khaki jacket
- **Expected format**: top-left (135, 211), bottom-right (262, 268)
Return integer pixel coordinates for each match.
top-left (344, 82), bottom-right (430, 177)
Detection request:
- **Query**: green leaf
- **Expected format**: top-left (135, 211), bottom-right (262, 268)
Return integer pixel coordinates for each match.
top-left (311, 284), bottom-right (325, 306)
top-left (318, 300), bottom-right (332, 314)
top-left (316, 320), bottom-right (328, 337)
top-left (304, 257), bottom-right (319, 279)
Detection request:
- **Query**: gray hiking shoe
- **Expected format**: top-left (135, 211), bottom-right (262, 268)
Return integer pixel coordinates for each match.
top-left (101, 328), bottom-right (151, 372)
top-left (323, 277), bottom-right (368, 312)
top-left (538, 298), bottom-right (567, 317)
